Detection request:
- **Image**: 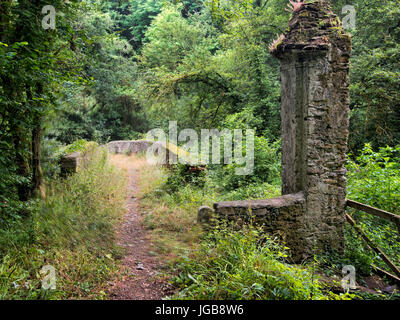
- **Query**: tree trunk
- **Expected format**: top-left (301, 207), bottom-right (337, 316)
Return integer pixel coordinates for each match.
top-left (28, 84), bottom-right (44, 198)
top-left (11, 125), bottom-right (31, 202)
top-left (31, 116), bottom-right (43, 197)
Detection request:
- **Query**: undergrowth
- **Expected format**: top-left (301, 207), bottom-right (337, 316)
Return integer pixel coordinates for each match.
top-left (344, 144), bottom-right (400, 275)
top-left (134, 155), bottom-right (353, 300)
top-left (0, 143), bottom-right (127, 299)
top-left (170, 224), bottom-right (353, 300)
top-left (136, 143), bottom-right (400, 300)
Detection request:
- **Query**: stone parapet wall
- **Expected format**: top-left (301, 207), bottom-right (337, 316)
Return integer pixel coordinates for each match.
top-left (105, 140), bottom-right (152, 154)
top-left (198, 193), bottom-right (307, 262)
top-left (60, 152), bottom-right (81, 176)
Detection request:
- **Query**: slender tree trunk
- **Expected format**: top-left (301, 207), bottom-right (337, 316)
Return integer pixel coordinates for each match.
top-left (28, 84), bottom-right (44, 198)
top-left (11, 125), bottom-right (31, 202)
top-left (31, 117), bottom-right (43, 197)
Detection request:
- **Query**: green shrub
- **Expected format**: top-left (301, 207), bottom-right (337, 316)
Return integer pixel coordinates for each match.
top-left (170, 225), bottom-right (352, 300)
top-left (162, 164), bottom-right (207, 194)
top-left (347, 144), bottom-right (400, 214)
top-left (220, 182), bottom-right (280, 201)
top-left (345, 144), bottom-right (400, 275)
top-left (41, 139), bottom-right (91, 180)
top-left (209, 137), bottom-right (281, 194)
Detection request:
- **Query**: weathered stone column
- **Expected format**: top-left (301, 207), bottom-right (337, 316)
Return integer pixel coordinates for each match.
top-left (271, 0), bottom-right (352, 257)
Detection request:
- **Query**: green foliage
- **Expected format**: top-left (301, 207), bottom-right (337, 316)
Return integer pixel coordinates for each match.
top-left (141, 4), bottom-right (214, 70)
top-left (0, 144), bottom-right (127, 299)
top-left (137, 4), bottom-right (227, 129)
top-left (329, 0), bottom-right (400, 151)
top-left (48, 1), bottom-right (149, 144)
top-left (41, 139), bottom-right (91, 180)
top-left (41, 139), bottom-right (66, 180)
top-left (220, 182), bottom-right (280, 201)
top-left (347, 144), bottom-right (400, 213)
top-left (349, 41), bottom-right (400, 151)
top-left (109, 0), bottom-right (163, 51)
top-left (170, 224), bottom-right (352, 300)
top-left (345, 144), bottom-right (400, 274)
top-left (163, 164), bottom-right (207, 193)
top-left (209, 136), bottom-right (281, 194)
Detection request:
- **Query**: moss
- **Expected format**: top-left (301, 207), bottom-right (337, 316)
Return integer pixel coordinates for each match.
top-left (299, 11), bottom-right (310, 17)
top-left (271, 0), bottom-right (351, 57)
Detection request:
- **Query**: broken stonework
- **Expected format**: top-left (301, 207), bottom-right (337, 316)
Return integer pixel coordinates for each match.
top-left (60, 143), bottom-right (101, 176)
top-left (106, 140), bottom-right (152, 154)
top-left (198, 1), bottom-right (352, 262)
top-left (60, 152), bottom-right (81, 176)
top-left (105, 140), bottom-right (179, 166)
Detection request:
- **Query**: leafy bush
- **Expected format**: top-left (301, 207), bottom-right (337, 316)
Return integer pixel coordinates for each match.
top-left (41, 139), bottom-right (66, 180)
top-left (220, 182), bottom-right (280, 201)
top-left (41, 139), bottom-right (91, 180)
top-left (64, 139), bottom-right (91, 154)
top-left (161, 135), bottom-right (281, 201)
top-left (345, 144), bottom-right (400, 274)
top-left (162, 164), bottom-right (207, 194)
top-left (170, 225), bottom-right (352, 300)
top-left (347, 144), bottom-right (400, 213)
top-left (0, 145), bottom-right (32, 221)
top-left (207, 136), bottom-right (281, 195)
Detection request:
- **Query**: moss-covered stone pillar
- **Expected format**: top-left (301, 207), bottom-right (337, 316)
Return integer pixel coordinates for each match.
top-left (271, 0), bottom-right (352, 257)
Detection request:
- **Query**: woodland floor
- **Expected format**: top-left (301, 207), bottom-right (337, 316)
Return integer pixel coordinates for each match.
top-left (106, 155), bottom-right (172, 300)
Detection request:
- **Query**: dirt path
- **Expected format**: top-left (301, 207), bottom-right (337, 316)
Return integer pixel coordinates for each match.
top-left (107, 155), bottom-right (171, 300)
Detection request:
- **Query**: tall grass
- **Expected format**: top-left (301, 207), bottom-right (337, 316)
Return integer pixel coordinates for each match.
top-left (0, 144), bottom-right (127, 299)
top-left (135, 159), bottom-right (207, 260)
top-left (171, 224), bottom-right (352, 300)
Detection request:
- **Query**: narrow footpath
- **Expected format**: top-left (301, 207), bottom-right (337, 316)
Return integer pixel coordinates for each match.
top-left (107, 155), bottom-right (171, 300)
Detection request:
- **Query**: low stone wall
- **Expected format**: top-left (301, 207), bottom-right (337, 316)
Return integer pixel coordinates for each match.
top-left (198, 192), bottom-right (308, 263)
top-left (60, 152), bottom-right (81, 176)
top-left (105, 140), bottom-right (152, 154)
top-left (59, 144), bottom-right (100, 176)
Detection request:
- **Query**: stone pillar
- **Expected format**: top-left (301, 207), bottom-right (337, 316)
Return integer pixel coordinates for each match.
top-left (271, 1), bottom-right (352, 256)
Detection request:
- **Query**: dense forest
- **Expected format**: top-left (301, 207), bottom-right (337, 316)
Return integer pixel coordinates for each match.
top-left (0, 0), bottom-right (399, 300)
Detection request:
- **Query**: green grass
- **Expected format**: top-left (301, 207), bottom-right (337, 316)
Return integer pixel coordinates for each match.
top-left (0, 144), bottom-right (127, 299)
top-left (169, 224), bottom-right (353, 300)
